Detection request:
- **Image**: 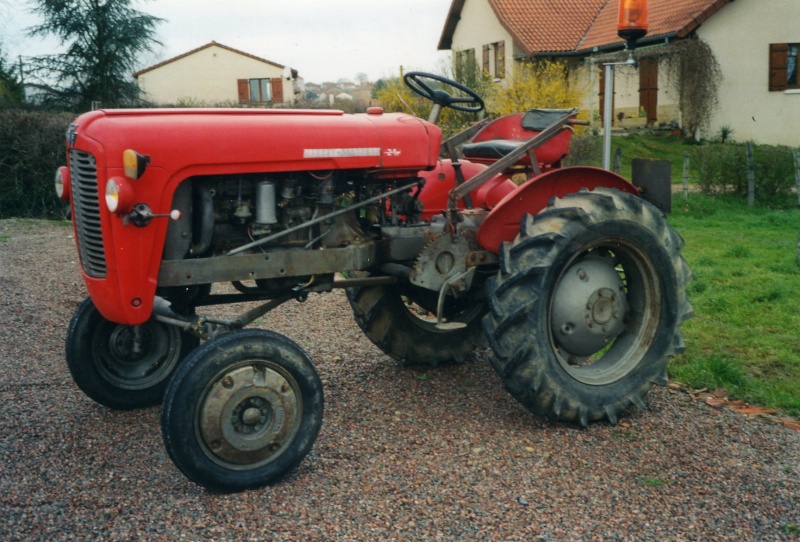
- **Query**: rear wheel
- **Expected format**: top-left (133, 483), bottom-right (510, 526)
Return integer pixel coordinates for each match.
top-left (483, 188), bottom-right (693, 426)
top-left (161, 329), bottom-right (323, 492)
top-left (66, 297), bottom-right (198, 409)
top-left (346, 280), bottom-right (487, 367)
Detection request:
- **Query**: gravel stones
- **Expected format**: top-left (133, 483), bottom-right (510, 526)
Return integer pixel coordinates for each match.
top-left (1, 219), bottom-right (798, 541)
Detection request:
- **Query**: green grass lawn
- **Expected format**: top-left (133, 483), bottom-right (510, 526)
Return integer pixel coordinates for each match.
top-left (668, 189), bottom-right (800, 416)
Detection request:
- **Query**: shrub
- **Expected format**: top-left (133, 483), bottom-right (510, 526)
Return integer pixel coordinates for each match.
top-left (0, 109), bottom-right (73, 219)
top-left (485, 60), bottom-right (589, 119)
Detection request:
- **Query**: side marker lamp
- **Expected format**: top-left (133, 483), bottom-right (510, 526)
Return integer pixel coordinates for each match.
top-left (55, 166), bottom-right (71, 200)
top-left (123, 149), bottom-right (150, 180)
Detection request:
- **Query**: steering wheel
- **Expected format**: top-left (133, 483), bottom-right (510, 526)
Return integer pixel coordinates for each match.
top-left (403, 72), bottom-right (484, 113)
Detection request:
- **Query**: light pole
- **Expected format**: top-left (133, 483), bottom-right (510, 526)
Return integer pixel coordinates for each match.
top-left (603, 0), bottom-right (649, 170)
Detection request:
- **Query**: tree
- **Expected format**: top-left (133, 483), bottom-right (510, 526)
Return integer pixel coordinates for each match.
top-left (26, 0), bottom-right (162, 111)
top-left (0, 50), bottom-right (24, 106)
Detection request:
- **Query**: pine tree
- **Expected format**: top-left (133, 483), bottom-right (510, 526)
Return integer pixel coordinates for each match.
top-left (26, 0), bottom-right (162, 111)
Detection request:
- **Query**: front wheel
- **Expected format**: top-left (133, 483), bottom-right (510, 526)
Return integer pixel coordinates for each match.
top-left (483, 188), bottom-right (693, 426)
top-left (161, 329), bottom-right (323, 492)
top-left (66, 297), bottom-right (198, 409)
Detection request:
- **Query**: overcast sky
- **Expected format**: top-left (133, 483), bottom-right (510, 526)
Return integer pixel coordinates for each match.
top-left (2, 0), bottom-right (456, 83)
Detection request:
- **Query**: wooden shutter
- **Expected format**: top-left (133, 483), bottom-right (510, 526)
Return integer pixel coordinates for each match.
top-left (638, 57), bottom-right (658, 125)
top-left (496, 41), bottom-right (506, 78)
top-left (769, 43), bottom-right (788, 92)
top-left (237, 79), bottom-right (249, 103)
top-left (271, 78), bottom-right (284, 104)
top-left (483, 45), bottom-right (490, 74)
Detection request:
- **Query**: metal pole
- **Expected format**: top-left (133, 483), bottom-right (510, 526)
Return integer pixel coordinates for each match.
top-left (603, 63), bottom-right (614, 170)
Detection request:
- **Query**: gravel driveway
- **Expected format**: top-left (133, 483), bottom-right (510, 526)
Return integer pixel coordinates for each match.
top-left (1, 219), bottom-right (798, 541)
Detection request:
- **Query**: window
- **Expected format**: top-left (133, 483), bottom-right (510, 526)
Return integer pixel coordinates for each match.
top-left (480, 42), bottom-right (506, 79)
top-left (249, 79), bottom-right (271, 102)
top-left (769, 43), bottom-right (799, 91)
top-left (237, 78), bottom-right (284, 104)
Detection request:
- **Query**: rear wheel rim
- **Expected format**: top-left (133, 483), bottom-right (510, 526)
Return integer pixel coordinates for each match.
top-left (549, 240), bottom-right (662, 386)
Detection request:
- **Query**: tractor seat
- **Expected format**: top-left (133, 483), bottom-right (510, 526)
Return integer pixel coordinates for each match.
top-left (461, 108), bottom-right (577, 167)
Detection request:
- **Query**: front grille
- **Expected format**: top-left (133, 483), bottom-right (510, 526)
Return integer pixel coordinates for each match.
top-left (69, 150), bottom-right (107, 278)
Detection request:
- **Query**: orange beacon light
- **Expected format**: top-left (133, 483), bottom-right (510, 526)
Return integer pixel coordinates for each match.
top-left (618, 0), bottom-right (648, 49)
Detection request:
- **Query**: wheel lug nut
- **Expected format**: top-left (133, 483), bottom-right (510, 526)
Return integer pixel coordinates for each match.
top-left (221, 376), bottom-right (234, 389)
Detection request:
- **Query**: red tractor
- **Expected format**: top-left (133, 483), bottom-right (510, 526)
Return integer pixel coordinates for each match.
top-left (56, 72), bottom-right (691, 492)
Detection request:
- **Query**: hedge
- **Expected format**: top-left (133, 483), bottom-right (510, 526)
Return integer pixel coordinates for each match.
top-left (0, 110), bottom-right (74, 219)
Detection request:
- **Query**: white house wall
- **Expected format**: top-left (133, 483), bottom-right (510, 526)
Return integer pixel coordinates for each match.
top-left (451, 0), bottom-right (516, 81)
top-left (697, 0), bottom-right (798, 146)
top-left (136, 45), bottom-right (293, 106)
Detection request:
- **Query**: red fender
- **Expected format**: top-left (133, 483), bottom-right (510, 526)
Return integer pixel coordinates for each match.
top-left (476, 166), bottom-right (639, 254)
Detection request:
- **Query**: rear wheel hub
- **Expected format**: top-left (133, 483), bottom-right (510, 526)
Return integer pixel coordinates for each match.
top-left (551, 256), bottom-right (626, 359)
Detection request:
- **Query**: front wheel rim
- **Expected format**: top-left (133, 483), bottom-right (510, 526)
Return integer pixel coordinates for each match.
top-left (197, 360), bottom-right (302, 470)
top-left (92, 321), bottom-right (181, 389)
top-left (549, 240), bottom-right (662, 386)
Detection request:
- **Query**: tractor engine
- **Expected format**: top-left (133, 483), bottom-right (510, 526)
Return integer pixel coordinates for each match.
top-left (164, 171), bottom-right (424, 259)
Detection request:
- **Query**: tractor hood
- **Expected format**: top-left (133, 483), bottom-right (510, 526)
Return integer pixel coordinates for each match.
top-left (68, 107), bottom-right (442, 176)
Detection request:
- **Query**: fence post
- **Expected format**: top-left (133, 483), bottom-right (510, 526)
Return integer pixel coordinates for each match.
top-left (746, 142), bottom-right (755, 207)
top-left (793, 149), bottom-right (800, 207)
top-left (613, 147), bottom-right (622, 175)
top-left (682, 152), bottom-right (690, 199)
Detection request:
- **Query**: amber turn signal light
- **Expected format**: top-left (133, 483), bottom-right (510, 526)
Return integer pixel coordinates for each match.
top-left (123, 149), bottom-right (150, 180)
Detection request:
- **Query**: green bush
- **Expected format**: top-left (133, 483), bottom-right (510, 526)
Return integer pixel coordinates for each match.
top-left (0, 109), bottom-right (73, 219)
top-left (692, 142), bottom-right (796, 205)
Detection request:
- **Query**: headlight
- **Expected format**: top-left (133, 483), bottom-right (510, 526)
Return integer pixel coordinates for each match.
top-left (105, 177), bottom-right (134, 214)
top-left (55, 166), bottom-right (71, 200)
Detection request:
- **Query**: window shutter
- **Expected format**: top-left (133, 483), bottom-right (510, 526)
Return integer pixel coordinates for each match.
top-left (483, 45), bottom-right (490, 74)
top-left (769, 43), bottom-right (788, 92)
top-left (496, 41), bottom-right (506, 79)
top-left (237, 79), bottom-right (249, 103)
top-left (271, 78), bottom-right (284, 103)
top-left (467, 48), bottom-right (476, 72)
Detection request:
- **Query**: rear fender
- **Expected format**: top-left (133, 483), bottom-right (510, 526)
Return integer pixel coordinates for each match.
top-left (476, 166), bottom-right (639, 253)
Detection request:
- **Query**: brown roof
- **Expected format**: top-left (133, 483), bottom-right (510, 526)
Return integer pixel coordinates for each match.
top-left (133, 41), bottom-right (287, 78)
top-left (439, 0), bottom-right (736, 55)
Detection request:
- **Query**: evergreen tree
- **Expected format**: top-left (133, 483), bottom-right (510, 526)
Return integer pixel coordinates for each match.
top-left (0, 51), bottom-right (24, 106)
top-left (26, 0), bottom-right (162, 111)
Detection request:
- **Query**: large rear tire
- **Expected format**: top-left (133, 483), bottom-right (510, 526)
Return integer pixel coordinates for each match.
top-left (483, 188), bottom-right (693, 426)
top-left (161, 329), bottom-right (323, 493)
top-left (66, 297), bottom-right (199, 409)
top-left (346, 281), bottom-right (487, 367)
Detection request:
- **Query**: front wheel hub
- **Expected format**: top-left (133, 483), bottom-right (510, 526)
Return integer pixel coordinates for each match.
top-left (199, 363), bottom-right (300, 467)
top-left (551, 257), bottom-right (627, 358)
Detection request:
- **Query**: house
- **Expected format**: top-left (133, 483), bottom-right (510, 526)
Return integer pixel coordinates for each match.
top-left (438, 0), bottom-right (800, 145)
top-left (133, 41), bottom-right (298, 106)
